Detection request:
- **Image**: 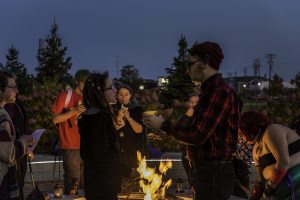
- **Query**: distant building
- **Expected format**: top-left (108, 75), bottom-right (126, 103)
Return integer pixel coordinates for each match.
top-left (157, 76), bottom-right (168, 87)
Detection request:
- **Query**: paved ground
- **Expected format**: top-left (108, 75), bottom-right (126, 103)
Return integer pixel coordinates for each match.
top-left (23, 154), bottom-right (254, 199)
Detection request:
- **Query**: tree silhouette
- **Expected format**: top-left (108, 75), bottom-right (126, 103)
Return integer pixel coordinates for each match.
top-left (35, 20), bottom-right (72, 85)
top-left (0, 45), bottom-right (33, 95)
top-left (160, 35), bottom-right (194, 106)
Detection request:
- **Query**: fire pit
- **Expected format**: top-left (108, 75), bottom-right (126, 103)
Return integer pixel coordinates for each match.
top-left (118, 192), bottom-right (185, 200)
top-left (117, 152), bottom-right (190, 200)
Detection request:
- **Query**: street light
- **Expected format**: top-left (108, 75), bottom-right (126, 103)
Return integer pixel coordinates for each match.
top-left (139, 85), bottom-right (144, 90)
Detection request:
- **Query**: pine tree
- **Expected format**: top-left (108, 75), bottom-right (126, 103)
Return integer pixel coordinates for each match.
top-left (0, 45), bottom-right (32, 95)
top-left (160, 35), bottom-right (194, 106)
top-left (291, 72), bottom-right (300, 91)
top-left (35, 20), bottom-right (72, 85)
top-left (119, 65), bottom-right (143, 93)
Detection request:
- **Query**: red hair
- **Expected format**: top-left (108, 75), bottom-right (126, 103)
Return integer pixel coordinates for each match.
top-left (240, 111), bottom-right (272, 141)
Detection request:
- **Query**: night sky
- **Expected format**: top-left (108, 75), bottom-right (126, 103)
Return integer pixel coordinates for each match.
top-left (1, 0), bottom-right (300, 81)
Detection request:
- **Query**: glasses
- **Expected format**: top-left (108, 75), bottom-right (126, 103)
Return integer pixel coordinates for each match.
top-left (186, 59), bottom-right (200, 72)
top-left (187, 59), bottom-right (200, 66)
top-left (6, 85), bottom-right (18, 90)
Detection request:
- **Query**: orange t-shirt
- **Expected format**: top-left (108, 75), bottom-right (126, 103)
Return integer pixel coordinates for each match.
top-left (52, 90), bottom-right (83, 149)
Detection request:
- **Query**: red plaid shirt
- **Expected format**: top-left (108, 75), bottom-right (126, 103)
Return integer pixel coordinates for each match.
top-left (171, 73), bottom-right (240, 161)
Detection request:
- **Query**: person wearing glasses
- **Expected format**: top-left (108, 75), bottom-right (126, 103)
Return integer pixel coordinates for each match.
top-left (78, 72), bottom-right (130, 200)
top-left (144, 41), bottom-right (240, 200)
top-left (4, 75), bottom-right (31, 200)
top-left (0, 72), bottom-right (33, 200)
top-left (52, 69), bottom-right (90, 194)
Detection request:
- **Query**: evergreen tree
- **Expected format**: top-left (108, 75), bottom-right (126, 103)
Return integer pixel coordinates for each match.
top-left (35, 20), bottom-right (72, 85)
top-left (269, 74), bottom-right (284, 96)
top-left (291, 72), bottom-right (300, 91)
top-left (0, 45), bottom-right (32, 95)
top-left (160, 35), bottom-right (194, 105)
top-left (119, 65), bottom-right (143, 93)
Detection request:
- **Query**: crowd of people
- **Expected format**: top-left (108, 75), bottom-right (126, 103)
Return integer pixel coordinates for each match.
top-left (1, 41), bottom-right (300, 200)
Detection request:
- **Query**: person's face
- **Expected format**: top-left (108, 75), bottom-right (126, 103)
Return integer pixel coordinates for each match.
top-left (187, 55), bottom-right (206, 85)
top-left (104, 79), bottom-right (117, 104)
top-left (117, 88), bottom-right (132, 105)
top-left (189, 95), bottom-right (199, 108)
top-left (2, 78), bottom-right (17, 104)
top-left (77, 81), bottom-right (85, 93)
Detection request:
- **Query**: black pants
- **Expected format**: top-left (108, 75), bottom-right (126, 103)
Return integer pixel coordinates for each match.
top-left (190, 160), bottom-right (235, 200)
top-left (17, 155), bottom-right (27, 200)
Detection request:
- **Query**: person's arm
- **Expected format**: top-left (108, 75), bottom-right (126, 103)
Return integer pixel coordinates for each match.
top-left (169, 88), bottom-right (233, 145)
top-left (249, 150), bottom-right (265, 200)
top-left (262, 124), bottom-right (289, 197)
top-left (52, 92), bottom-right (85, 124)
top-left (124, 107), bottom-right (143, 134)
top-left (53, 108), bottom-right (82, 124)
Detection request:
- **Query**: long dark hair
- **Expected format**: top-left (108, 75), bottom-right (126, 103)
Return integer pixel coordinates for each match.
top-left (82, 72), bottom-right (110, 112)
top-left (240, 111), bottom-right (272, 141)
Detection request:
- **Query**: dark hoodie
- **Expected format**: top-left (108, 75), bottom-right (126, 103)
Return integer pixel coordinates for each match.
top-left (78, 107), bottom-right (126, 199)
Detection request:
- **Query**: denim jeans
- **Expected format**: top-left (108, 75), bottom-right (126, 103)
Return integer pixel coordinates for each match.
top-left (62, 149), bottom-right (84, 194)
top-left (190, 160), bottom-right (235, 200)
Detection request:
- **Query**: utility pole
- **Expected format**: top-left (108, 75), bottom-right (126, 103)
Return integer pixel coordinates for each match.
top-left (243, 67), bottom-right (247, 78)
top-left (265, 53), bottom-right (276, 90)
top-left (253, 58), bottom-right (260, 77)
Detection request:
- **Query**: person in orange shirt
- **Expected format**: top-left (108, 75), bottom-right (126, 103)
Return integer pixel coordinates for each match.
top-left (52, 69), bottom-right (90, 194)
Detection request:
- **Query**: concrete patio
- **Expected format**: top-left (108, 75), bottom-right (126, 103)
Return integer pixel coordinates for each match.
top-left (23, 153), bottom-right (255, 199)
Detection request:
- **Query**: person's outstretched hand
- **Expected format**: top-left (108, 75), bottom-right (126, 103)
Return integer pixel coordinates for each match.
top-left (143, 114), bottom-right (165, 129)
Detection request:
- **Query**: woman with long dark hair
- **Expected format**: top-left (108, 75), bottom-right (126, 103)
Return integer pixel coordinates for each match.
top-left (78, 72), bottom-right (127, 200)
top-left (240, 111), bottom-right (300, 200)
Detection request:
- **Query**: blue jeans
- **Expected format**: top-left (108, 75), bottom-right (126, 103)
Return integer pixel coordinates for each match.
top-left (62, 149), bottom-right (84, 194)
top-left (190, 160), bottom-right (235, 200)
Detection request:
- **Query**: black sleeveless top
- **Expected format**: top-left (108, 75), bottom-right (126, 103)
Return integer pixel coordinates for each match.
top-left (258, 139), bottom-right (300, 170)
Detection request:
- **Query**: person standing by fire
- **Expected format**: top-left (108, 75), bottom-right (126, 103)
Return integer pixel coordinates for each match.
top-left (52, 69), bottom-right (90, 194)
top-left (144, 41), bottom-right (240, 200)
top-left (78, 72), bottom-right (130, 200)
top-left (112, 84), bottom-right (145, 169)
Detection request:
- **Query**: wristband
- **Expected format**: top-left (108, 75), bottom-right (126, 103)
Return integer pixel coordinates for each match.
top-left (269, 168), bottom-right (287, 185)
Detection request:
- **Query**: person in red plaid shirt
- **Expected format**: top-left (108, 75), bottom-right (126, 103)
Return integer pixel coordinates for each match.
top-left (145, 41), bottom-right (240, 200)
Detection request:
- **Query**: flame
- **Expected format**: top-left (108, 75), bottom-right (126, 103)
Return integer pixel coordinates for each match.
top-left (136, 151), bottom-right (172, 200)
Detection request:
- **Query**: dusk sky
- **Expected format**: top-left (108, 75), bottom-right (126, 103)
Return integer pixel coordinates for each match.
top-left (1, 1), bottom-right (300, 81)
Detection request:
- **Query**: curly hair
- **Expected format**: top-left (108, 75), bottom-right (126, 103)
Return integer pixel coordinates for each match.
top-left (240, 111), bottom-right (272, 141)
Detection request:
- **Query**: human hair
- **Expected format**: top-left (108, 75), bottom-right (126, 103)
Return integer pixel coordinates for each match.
top-left (0, 71), bottom-right (15, 92)
top-left (188, 93), bottom-right (199, 101)
top-left (240, 111), bottom-right (272, 141)
top-left (82, 72), bottom-right (110, 112)
top-left (75, 69), bottom-right (90, 82)
top-left (117, 84), bottom-right (133, 95)
top-left (188, 41), bottom-right (224, 70)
